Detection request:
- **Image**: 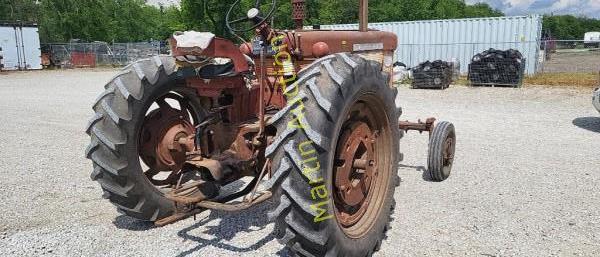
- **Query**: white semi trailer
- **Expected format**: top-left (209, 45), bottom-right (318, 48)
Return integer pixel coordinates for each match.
top-left (584, 31), bottom-right (600, 48)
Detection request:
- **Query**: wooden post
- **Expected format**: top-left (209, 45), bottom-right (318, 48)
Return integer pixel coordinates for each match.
top-left (359, 0), bottom-right (368, 32)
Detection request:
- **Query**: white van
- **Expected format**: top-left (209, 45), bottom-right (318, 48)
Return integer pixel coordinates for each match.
top-left (584, 32), bottom-right (600, 48)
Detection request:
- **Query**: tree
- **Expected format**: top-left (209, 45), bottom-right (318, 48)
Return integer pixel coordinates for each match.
top-left (157, 6), bottom-right (187, 39)
top-left (35, 0), bottom-right (178, 42)
top-left (180, 0), bottom-right (236, 38)
top-left (464, 3), bottom-right (503, 18)
top-left (0, 0), bottom-right (40, 23)
top-left (177, 0), bottom-right (504, 37)
top-left (543, 15), bottom-right (600, 39)
top-left (12, 0), bottom-right (600, 44)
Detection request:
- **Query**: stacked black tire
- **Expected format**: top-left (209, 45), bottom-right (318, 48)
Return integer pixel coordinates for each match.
top-left (0, 47), bottom-right (4, 70)
top-left (468, 48), bottom-right (525, 87)
top-left (411, 60), bottom-right (453, 89)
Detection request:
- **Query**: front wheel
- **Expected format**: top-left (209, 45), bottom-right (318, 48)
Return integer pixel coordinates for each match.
top-left (427, 121), bottom-right (456, 181)
top-left (265, 54), bottom-right (401, 256)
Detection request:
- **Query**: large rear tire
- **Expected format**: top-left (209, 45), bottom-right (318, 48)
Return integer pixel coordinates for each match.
top-left (265, 54), bottom-right (402, 256)
top-left (85, 56), bottom-right (203, 221)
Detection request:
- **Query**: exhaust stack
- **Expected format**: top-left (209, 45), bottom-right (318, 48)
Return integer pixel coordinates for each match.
top-left (359, 0), bottom-right (368, 32)
top-left (292, 0), bottom-right (306, 29)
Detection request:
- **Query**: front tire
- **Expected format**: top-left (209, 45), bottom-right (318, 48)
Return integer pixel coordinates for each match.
top-left (265, 54), bottom-right (401, 256)
top-left (427, 121), bottom-right (456, 181)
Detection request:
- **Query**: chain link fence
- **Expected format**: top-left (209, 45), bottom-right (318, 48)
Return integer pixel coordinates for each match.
top-left (393, 40), bottom-right (599, 88)
top-left (535, 40), bottom-right (600, 87)
top-left (41, 39), bottom-right (599, 88)
top-left (41, 41), bottom-right (166, 68)
top-left (539, 40), bottom-right (600, 73)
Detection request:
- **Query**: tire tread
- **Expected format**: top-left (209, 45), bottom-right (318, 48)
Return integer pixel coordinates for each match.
top-left (86, 56), bottom-right (176, 220)
top-left (266, 54), bottom-right (401, 256)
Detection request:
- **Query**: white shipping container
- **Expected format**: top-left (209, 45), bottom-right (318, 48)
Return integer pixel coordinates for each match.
top-left (584, 32), bottom-right (600, 43)
top-left (312, 15), bottom-right (542, 75)
top-left (0, 23), bottom-right (42, 70)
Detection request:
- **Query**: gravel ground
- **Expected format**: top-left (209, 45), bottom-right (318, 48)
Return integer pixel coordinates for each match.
top-left (0, 69), bottom-right (599, 257)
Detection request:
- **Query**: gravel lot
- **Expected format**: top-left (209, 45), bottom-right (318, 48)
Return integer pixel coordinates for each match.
top-left (0, 69), bottom-right (599, 257)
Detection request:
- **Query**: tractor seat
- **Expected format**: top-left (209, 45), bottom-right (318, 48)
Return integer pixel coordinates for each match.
top-left (198, 62), bottom-right (235, 79)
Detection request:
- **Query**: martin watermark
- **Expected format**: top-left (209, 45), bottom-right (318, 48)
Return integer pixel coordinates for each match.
top-left (271, 35), bottom-right (333, 223)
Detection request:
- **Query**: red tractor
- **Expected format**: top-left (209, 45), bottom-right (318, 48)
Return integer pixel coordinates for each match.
top-left (86, 1), bottom-right (456, 256)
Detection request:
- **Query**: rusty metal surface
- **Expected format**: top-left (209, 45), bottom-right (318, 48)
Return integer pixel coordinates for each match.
top-left (155, 207), bottom-right (206, 227)
top-left (258, 46), bottom-right (267, 145)
top-left (185, 76), bottom-right (264, 124)
top-left (359, 0), bottom-right (369, 32)
top-left (441, 132), bottom-right (456, 173)
top-left (166, 180), bottom-right (216, 205)
top-left (332, 100), bottom-right (385, 230)
top-left (334, 121), bottom-right (377, 227)
top-left (185, 155), bottom-right (224, 181)
top-left (244, 160), bottom-right (271, 203)
top-left (196, 191), bottom-right (272, 212)
top-left (170, 36), bottom-right (249, 73)
top-left (185, 75), bottom-right (286, 125)
top-left (156, 189), bottom-right (272, 226)
top-left (241, 29), bottom-right (397, 60)
top-left (139, 93), bottom-right (197, 186)
top-left (331, 97), bottom-right (393, 239)
top-left (398, 117), bottom-right (436, 134)
top-left (185, 76), bottom-right (245, 97)
top-left (148, 1), bottom-right (407, 228)
top-left (292, 0), bottom-right (306, 29)
top-left (231, 122), bottom-right (261, 161)
top-left (312, 42), bottom-right (330, 57)
top-left (155, 163), bottom-right (273, 226)
top-left (335, 123), bottom-right (376, 209)
top-left (296, 30), bottom-right (397, 58)
top-left (70, 52), bottom-right (96, 68)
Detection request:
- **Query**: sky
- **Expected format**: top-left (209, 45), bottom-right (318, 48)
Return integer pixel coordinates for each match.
top-left (467, 0), bottom-right (600, 18)
top-left (146, 0), bottom-right (600, 19)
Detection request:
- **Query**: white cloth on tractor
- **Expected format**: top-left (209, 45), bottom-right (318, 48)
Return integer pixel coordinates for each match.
top-left (173, 31), bottom-right (215, 50)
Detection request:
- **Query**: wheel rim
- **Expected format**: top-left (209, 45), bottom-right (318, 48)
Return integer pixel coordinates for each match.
top-left (333, 94), bottom-right (392, 238)
top-left (442, 133), bottom-right (456, 177)
top-left (138, 91), bottom-right (203, 189)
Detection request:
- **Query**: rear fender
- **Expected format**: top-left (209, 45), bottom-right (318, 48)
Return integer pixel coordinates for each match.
top-left (170, 33), bottom-right (249, 74)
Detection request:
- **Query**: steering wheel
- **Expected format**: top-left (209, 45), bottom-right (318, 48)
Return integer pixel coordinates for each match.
top-left (226, 0), bottom-right (277, 33)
